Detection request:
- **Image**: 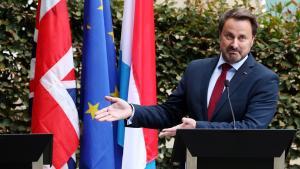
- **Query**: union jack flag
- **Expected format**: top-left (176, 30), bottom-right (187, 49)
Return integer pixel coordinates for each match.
top-left (30, 0), bottom-right (79, 168)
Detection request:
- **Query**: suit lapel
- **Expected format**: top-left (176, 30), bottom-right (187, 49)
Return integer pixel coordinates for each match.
top-left (201, 56), bottom-right (219, 119)
top-left (211, 54), bottom-right (256, 120)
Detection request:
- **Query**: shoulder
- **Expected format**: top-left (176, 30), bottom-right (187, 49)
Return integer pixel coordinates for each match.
top-left (254, 62), bottom-right (278, 79)
top-left (246, 54), bottom-right (278, 80)
top-left (187, 56), bottom-right (218, 70)
top-left (247, 61), bottom-right (279, 91)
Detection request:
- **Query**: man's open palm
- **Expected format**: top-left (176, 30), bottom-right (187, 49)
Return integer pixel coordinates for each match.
top-left (95, 96), bottom-right (133, 121)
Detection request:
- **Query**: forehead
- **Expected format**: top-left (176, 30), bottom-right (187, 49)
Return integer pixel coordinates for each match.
top-left (222, 18), bottom-right (252, 35)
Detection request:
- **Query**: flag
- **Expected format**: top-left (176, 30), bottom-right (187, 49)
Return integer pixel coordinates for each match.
top-left (80, 0), bottom-right (122, 168)
top-left (31, 0), bottom-right (79, 168)
top-left (119, 0), bottom-right (158, 168)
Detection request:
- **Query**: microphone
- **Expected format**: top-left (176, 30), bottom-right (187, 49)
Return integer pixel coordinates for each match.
top-left (224, 80), bottom-right (236, 129)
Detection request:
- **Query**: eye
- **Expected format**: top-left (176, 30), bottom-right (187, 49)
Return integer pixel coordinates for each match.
top-left (239, 36), bottom-right (247, 41)
top-left (224, 34), bottom-right (234, 40)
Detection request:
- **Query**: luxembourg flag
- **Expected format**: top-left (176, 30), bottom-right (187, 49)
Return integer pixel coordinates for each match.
top-left (118, 0), bottom-right (158, 169)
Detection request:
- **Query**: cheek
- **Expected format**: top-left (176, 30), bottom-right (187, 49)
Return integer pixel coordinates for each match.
top-left (241, 42), bottom-right (252, 50)
top-left (220, 40), bottom-right (229, 48)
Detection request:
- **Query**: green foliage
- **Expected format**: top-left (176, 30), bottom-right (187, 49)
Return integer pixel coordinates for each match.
top-left (155, 0), bottom-right (222, 103)
top-left (0, 0), bottom-right (299, 168)
top-left (0, 1), bottom-right (35, 133)
top-left (255, 1), bottom-right (300, 167)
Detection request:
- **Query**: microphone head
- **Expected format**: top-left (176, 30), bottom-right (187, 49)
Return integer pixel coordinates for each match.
top-left (224, 80), bottom-right (230, 87)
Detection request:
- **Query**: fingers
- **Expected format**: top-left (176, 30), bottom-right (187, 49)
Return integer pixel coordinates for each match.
top-left (181, 117), bottom-right (196, 129)
top-left (105, 96), bottom-right (119, 103)
top-left (159, 118), bottom-right (197, 138)
top-left (182, 117), bottom-right (191, 124)
top-left (159, 125), bottom-right (179, 138)
top-left (97, 114), bottom-right (114, 122)
top-left (95, 107), bottom-right (113, 121)
top-left (161, 126), bottom-right (177, 133)
top-left (159, 130), bottom-right (176, 138)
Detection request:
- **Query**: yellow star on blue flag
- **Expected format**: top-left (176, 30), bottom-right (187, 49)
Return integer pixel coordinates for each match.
top-left (85, 102), bottom-right (99, 119)
top-left (111, 86), bottom-right (119, 97)
top-left (98, 0), bottom-right (103, 10)
top-left (108, 31), bottom-right (115, 42)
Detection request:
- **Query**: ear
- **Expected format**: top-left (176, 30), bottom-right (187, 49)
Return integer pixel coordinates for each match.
top-left (251, 36), bottom-right (256, 47)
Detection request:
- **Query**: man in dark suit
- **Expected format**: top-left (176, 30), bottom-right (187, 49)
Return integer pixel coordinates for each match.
top-left (95, 8), bottom-right (279, 137)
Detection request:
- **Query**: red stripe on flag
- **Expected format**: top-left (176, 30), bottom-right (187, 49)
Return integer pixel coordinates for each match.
top-left (35, 0), bottom-right (41, 32)
top-left (132, 0), bottom-right (158, 162)
top-left (62, 69), bottom-right (76, 81)
top-left (29, 80), bottom-right (35, 94)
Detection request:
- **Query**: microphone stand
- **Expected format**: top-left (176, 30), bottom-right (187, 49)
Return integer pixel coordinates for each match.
top-left (225, 80), bottom-right (236, 129)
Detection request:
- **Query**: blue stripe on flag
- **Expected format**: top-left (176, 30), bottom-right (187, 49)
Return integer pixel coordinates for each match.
top-left (119, 55), bottom-right (131, 101)
top-left (66, 88), bottom-right (76, 103)
top-left (117, 53), bottom-right (131, 147)
top-left (67, 157), bottom-right (76, 169)
top-left (146, 160), bottom-right (156, 169)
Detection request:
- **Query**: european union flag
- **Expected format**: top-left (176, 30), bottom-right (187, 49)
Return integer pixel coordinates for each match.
top-left (80, 0), bottom-right (122, 168)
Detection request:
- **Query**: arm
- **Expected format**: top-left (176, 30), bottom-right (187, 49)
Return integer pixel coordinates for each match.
top-left (129, 73), bottom-right (188, 129)
top-left (95, 70), bottom-right (189, 129)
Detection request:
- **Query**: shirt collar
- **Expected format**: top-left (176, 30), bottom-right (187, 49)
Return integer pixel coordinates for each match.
top-left (217, 53), bottom-right (249, 70)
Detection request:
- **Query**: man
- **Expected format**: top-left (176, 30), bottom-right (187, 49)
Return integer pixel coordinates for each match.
top-left (95, 8), bottom-right (279, 137)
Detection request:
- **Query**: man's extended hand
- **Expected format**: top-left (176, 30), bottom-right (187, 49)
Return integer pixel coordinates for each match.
top-left (159, 117), bottom-right (196, 138)
top-left (95, 96), bottom-right (133, 121)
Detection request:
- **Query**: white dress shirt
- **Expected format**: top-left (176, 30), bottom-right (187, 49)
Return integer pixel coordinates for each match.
top-left (206, 54), bottom-right (248, 107)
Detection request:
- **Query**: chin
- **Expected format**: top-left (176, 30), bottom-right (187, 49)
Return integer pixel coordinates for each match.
top-left (224, 55), bottom-right (240, 63)
top-left (232, 58), bottom-right (243, 63)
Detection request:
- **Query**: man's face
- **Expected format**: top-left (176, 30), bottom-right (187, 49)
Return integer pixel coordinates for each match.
top-left (220, 18), bottom-right (255, 64)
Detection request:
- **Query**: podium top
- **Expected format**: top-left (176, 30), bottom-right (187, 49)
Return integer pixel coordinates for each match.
top-left (0, 134), bottom-right (53, 164)
top-left (172, 129), bottom-right (296, 162)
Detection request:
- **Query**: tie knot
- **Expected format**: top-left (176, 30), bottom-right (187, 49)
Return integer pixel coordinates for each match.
top-left (222, 63), bottom-right (232, 72)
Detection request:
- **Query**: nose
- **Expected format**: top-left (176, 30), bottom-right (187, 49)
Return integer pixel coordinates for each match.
top-left (230, 38), bottom-right (239, 49)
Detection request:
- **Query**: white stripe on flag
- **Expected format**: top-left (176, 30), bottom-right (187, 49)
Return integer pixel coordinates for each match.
top-left (122, 128), bottom-right (146, 169)
top-left (39, 0), bottom-right (60, 21)
top-left (122, 67), bottom-right (147, 169)
top-left (29, 58), bottom-right (36, 80)
top-left (34, 29), bottom-right (38, 42)
top-left (120, 0), bottom-right (135, 65)
top-left (62, 80), bottom-right (76, 89)
top-left (40, 47), bottom-right (79, 137)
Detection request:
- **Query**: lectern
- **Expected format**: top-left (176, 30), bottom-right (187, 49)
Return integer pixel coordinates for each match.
top-left (0, 134), bottom-right (53, 169)
top-left (172, 129), bottom-right (296, 169)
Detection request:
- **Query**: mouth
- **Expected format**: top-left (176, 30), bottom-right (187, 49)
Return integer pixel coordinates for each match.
top-left (228, 51), bottom-right (239, 55)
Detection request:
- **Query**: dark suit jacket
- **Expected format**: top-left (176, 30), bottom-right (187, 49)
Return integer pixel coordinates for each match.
top-left (130, 54), bottom-right (279, 129)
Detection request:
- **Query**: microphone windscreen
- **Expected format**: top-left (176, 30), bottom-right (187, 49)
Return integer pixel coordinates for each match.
top-left (224, 80), bottom-right (230, 87)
